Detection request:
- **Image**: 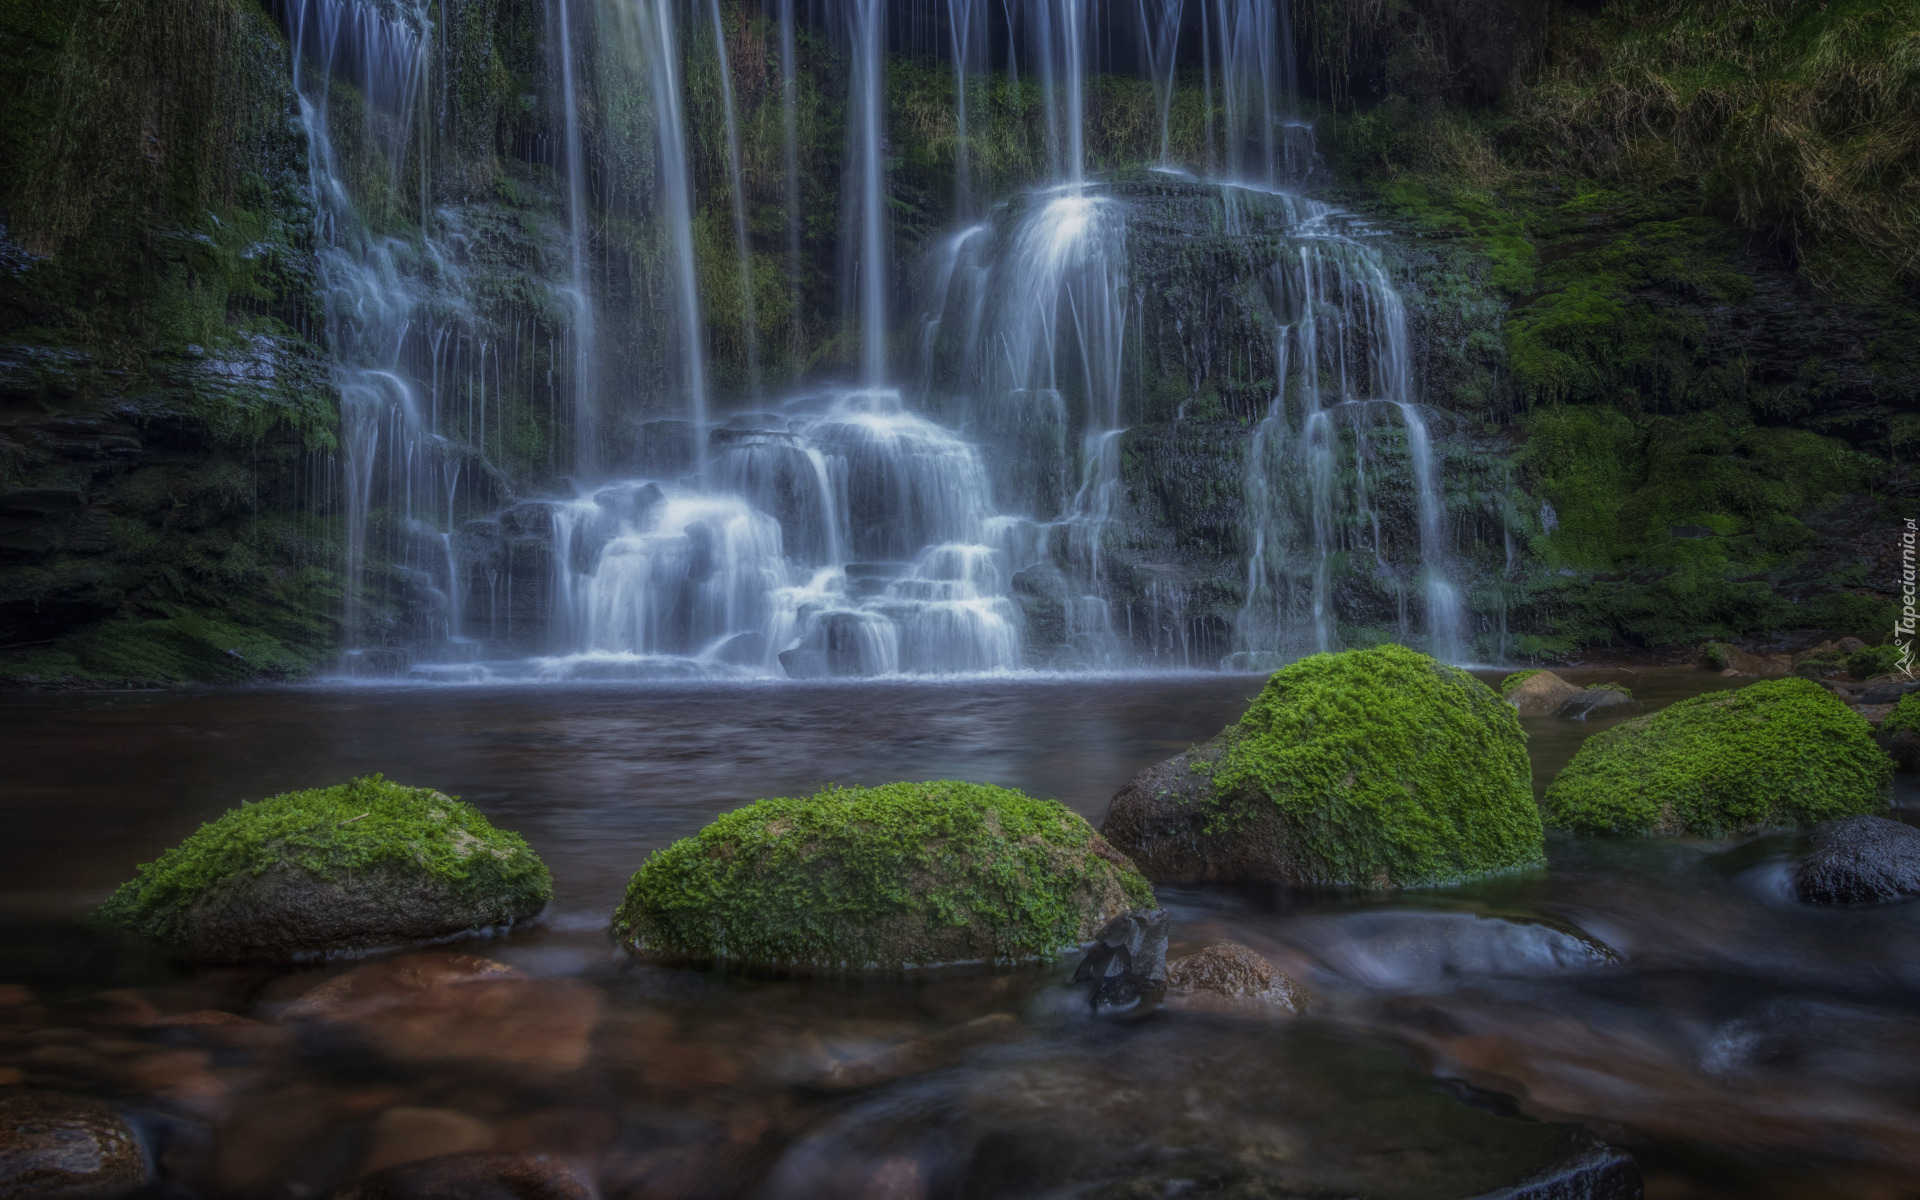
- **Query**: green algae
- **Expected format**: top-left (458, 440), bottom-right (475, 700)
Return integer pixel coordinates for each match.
top-left (1543, 678), bottom-right (1890, 837)
top-left (1209, 645), bottom-right (1544, 887)
top-left (613, 781), bottom-right (1154, 970)
top-left (97, 776), bottom-right (552, 947)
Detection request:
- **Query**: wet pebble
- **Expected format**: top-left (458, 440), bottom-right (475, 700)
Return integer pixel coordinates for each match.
top-left (333, 1151), bottom-right (594, 1200)
top-left (0, 1089), bottom-right (151, 1199)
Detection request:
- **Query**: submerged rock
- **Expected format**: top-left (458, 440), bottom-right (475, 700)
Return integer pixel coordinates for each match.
top-left (1555, 683), bottom-right (1640, 720)
top-left (1164, 941), bottom-right (1307, 1014)
top-left (96, 776), bottom-right (551, 964)
top-left (1502, 669), bottom-right (1583, 715)
top-left (1069, 909), bottom-right (1168, 1019)
top-left (613, 781), bottom-right (1155, 971)
top-left (1543, 678), bottom-right (1891, 837)
top-left (1102, 645), bottom-right (1543, 887)
top-left (333, 1152), bottom-right (594, 1200)
top-left (1797, 815), bottom-right (1920, 904)
top-left (0, 1090), bottom-right (151, 1199)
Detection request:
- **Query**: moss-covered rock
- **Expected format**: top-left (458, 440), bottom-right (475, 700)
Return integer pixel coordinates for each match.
top-left (1503, 669), bottom-right (1583, 715)
top-left (1103, 645), bottom-right (1544, 888)
top-left (98, 776), bottom-right (550, 963)
top-left (613, 781), bottom-right (1153, 971)
top-left (1543, 678), bottom-right (1891, 836)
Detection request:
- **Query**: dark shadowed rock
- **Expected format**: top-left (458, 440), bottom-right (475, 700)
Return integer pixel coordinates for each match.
top-left (1797, 815), bottom-right (1920, 904)
top-left (1070, 909), bottom-right (1168, 1019)
top-left (332, 1152), bottom-right (595, 1200)
top-left (1556, 686), bottom-right (1640, 720)
top-left (1880, 727), bottom-right (1920, 772)
top-left (1164, 941), bottom-right (1307, 1014)
top-left (0, 1090), bottom-right (151, 1199)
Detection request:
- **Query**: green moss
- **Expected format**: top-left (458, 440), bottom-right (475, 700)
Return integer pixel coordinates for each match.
top-left (1500, 669), bottom-right (1545, 695)
top-left (1210, 645), bottom-right (1544, 887)
top-left (1884, 693), bottom-right (1920, 736)
top-left (97, 776), bottom-right (552, 947)
top-left (1587, 682), bottom-right (1634, 697)
top-left (613, 781), bottom-right (1155, 970)
top-left (1846, 643), bottom-right (1903, 680)
top-left (1542, 678), bottom-right (1890, 836)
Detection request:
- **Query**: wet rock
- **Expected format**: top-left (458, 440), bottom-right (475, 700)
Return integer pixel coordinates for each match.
top-left (615, 782), bottom-right (1153, 970)
top-left (1544, 678), bottom-right (1890, 836)
top-left (1484, 1139), bottom-right (1643, 1200)
top-left (1702, 642), bottom-right (1788, 676)
top-left (1797, 815), bottom-right (1920, 905)
top-left (333, 1152), bottom-right (594, 1200)
top-left (1502, 670), bottom-right (1583, 715)
top-left (97, 778), bottom-right (551, 964)
top-left (1070, 909), bottom-right (1168, 1019)
top-left (1104, 646), bottom-right (1542, 887)
top-left (1882, 727), bottom-right (1920, 772)
top-left (360, 1107), bottom-right (494, 1174)
top-left (1163, 941), bottom-right (1306, 1014)
top-left (1285, 912), bottom-right (1614, 990)
top-left (0, 1090), bottom-right (151, 1198)
top-left (1554, 685), bottom-right (1639, 720)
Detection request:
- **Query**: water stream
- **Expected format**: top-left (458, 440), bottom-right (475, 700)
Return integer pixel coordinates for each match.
top-left (2, 670), bottom-right (1914, 1198)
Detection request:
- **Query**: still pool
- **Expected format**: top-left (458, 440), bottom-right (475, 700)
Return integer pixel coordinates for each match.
top-left (0, 669), bottom-right (1914, 1198)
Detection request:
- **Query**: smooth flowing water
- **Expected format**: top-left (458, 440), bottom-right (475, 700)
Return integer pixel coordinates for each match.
top-left (1, 671), bottom-right (1916, 1197)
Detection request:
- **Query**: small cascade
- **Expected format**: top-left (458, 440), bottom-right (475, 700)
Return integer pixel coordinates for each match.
top-left (845, 0), bottom-right (888, 385)
top-left (556, 0), bottom-right (599, 473)
top-left (1230, 191), bottom-right (1469, 666)
top-left (704, 0), bottom-right (760, 393)
top-left (531, 390), bottom-right (1026, 679)
top-left (1135, 0), bottom-right (1187, 166)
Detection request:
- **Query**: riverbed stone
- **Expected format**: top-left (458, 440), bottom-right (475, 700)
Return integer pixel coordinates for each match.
top-left (0, 1090), bottom-right (151, 1198)
top-left (1544, 678), bottom-right (1891, 836)
top-left (1164, 941), bottom-right (1307, 1014)
top-left (97, 776), bottom-right (551, 964)
top-left (1797, 815), bottom-right (1920, 904)
top-left (1069, 909), bottom-right (1168, 1019)
top-left (333, 1152), bottom-right (594, 1200)
top-left (1702, 642), bottom-right (1788, 676)
top-left (1501, 669), bottom-right (1583, 715)
top-left (1102, 645), bottom-right (1544, 887)
top-left (1555, 684), bottom-right (1640, 720)
top-left (613, 781), bottom-right (1155, 970)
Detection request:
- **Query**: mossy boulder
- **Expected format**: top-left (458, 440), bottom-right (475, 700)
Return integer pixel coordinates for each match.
top-left (98, 777), bottom-right (551, 963)
top-left (1102, 645), bottom-right (1545, 888)
top-left (613, 782), bottom-right (1154, 971)
top-left (1502, 669), bottom-right (1584, 715)
top-left (1542, 679), bottom-right (1891, 837)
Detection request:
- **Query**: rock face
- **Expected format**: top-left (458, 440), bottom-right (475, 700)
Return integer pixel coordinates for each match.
top-left (1797, 816), bottom-right (1920, 904)
top-left (1069, 910), bottom-right (1169, 1019)
top-left (1543, 678), bottom-right (1891, 836)
top-left (1556, 685), bottom-right (1640, 720)
top-left (1102, 645), bottom-right (1544, 887)
top-left (97, 777), bottom-right (551, 963)
top-left (1502, 670), bottom-right (1584, 715)
top-left (613, 781), bottom-right (1155, 971)
top-left (0, 1090), bottom-right (151, 1199)
top-left (1164, 942), bottom-right (1307, 1014)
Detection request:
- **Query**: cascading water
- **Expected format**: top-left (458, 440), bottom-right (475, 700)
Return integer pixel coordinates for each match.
top-left (366, 0), bottom-right (1480, 680)
top-left (1229, 192), bottom-right (1469, 667)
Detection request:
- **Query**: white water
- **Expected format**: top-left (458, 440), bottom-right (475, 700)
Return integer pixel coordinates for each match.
top-left (330, 0), bottom-right (1477, 680)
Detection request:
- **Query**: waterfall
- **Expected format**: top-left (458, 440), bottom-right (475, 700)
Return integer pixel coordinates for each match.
top-left (1136, 0), bottom-right (1187, 165)
top-left (640, 0), bottom-right (710, 452)
top-left (847, 0), bottom-right (888, 386)
top-left (556, 0), bottom-right (599, 474)
top-left (1230, 193), bottom-right (1468, 666)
